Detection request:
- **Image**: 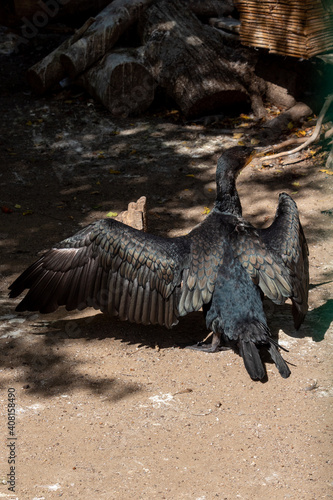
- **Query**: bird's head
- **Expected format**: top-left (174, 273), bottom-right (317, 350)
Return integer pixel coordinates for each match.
top-left (216, 146), bottom-right (254, 181)
top-left (215, 146), bottom-right (254, 216)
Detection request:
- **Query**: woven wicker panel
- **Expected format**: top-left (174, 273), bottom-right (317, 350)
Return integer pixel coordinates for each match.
top-left (235, 0), bottom-right (333, 59)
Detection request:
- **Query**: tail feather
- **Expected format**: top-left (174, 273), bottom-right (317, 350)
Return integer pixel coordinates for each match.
top-left (239, 339), bottom-right (266, 380)
top-left (238, 321), bottom-right (290, 380)
top-left (267, 341), bottom-right (291, 378)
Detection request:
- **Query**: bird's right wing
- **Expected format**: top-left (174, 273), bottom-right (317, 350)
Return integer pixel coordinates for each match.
top-left (9, 219), bottom-right (192, 328)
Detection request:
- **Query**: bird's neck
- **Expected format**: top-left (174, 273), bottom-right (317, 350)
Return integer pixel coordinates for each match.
top-left (214, 177), bottom-right (242, 216)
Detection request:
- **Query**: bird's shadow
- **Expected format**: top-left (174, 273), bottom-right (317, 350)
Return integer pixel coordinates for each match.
top-left (32, 310), bottom-right (207, 348)
top-left (264, 298), bottom-right (332, 343)
top-left (2, 298), bottom-right (330, 395)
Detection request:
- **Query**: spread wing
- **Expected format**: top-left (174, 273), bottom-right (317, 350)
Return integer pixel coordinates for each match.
top-left (232, 193), bottom-right (309, 329)
top-left (9, 218), bottom-right (221, 329)
top-left (259, 192), bottom-right (309, 328)
top-left (231, 223), bottom-right (294, 305)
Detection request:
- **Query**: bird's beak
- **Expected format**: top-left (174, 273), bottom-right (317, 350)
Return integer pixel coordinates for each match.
top-left (245, 151), bottom-right (256, 166)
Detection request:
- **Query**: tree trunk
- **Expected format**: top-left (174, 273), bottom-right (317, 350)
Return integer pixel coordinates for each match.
top-left (77, 48), bottom-right (155, 116)
top-left (60, 0), bottom-right (154, 79)
top-left (140, 0), bottom-right (248, 117)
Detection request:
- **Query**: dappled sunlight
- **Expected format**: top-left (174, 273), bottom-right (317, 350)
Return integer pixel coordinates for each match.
top-left (118, 123), bottom-right (151, 136)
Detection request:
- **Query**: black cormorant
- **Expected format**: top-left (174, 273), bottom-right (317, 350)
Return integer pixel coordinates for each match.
top-left (9, 147), bottom-right (309, 380)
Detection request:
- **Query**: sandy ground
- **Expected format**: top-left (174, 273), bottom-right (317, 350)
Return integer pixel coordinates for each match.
top-left (0, 33), bottom-right (332, 500)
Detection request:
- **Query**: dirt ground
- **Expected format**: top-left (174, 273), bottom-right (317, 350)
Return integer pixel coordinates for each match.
top-left (0, 32), bottom-right (332, 500)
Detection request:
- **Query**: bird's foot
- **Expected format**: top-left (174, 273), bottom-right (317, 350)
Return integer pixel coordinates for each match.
top-left (186, 342), bottom-right (230, 353)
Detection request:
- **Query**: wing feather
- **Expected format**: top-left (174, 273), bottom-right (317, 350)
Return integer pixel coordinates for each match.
top-left (9, 219), bottom-right (191, 328)
top-left (259, 192), bottom-right (309, 327)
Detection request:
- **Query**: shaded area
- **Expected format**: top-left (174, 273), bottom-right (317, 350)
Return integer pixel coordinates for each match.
top-left (1, 294), bottom-right (330, 396)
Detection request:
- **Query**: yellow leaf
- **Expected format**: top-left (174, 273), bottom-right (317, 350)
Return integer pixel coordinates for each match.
top-left (238, 141), bottom-right (245, 146)
top-left (250, 138), bottom-right (259, 145)
top-left (292, 181), bottom-right (300, 187)
top-left (96, 180), bottom-right (101, 185)
top-left (130, 150), bottom-right (137, 155)
top-left (291, 191), bottom-right (298, 195)
top-left (186, 174), bottom-right (195, 178)
top-left (319, 169), bottom-right (333, 175)
top-left (287, 121), bottom-right (294, 130)
top-left (208, 188), bottom-right (213, 192)
top-left (295, 129), bottom-right (306, 137)
top-left (202, 207), bottom-right (211, 215)
top-left (23, 210), bottom-right (33, 216)
top-left (14, 204), bottom-right (21, 209)
top-left (106, 211), bottom-right (118, 217)
top-left (26, 121), bottom-right (33, 126)
top-left (240, 114), bottom-right (251, 120)
top-left (109, 168), bottom-right (121, 174)
top-left (233, 133), bottom-right (243, 139)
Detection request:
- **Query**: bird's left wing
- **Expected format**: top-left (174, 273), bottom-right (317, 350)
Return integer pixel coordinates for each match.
top-left (231, 223), bottom-right (294, 305)
top-left (258, 192), bottom-right (309, 328)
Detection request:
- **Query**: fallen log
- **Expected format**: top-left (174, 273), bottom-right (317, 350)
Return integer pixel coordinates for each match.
top-left (27, 17), bottom-right (96, 94)
top-left (60, 0), bottom-right (154, 79)
top-left (77, 48), bottom-right (155, 116)
top-left (140, 0), bottom-right (248, 117)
